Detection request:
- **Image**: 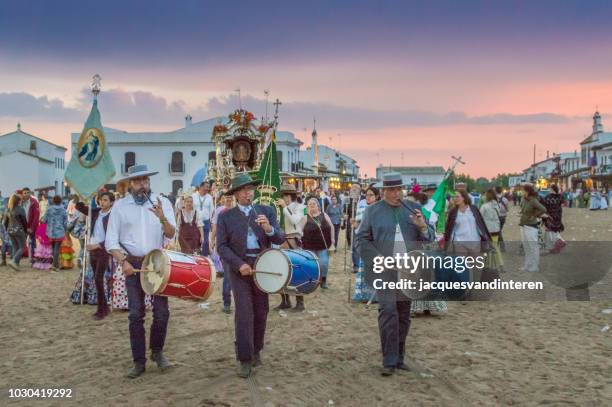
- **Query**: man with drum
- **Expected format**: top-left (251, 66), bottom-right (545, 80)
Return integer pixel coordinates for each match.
top-left (275, 183), bottom-right (306, 311)
top-left (105, 164), bottom-right (177, 379)
top-left (217, 173), bottom-right (285, 378)
top-left (356, 172), bottom-right (434, 377)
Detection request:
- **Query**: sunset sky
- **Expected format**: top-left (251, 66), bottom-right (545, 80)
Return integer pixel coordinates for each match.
top-left (1, 0), bottom-right (612, 178)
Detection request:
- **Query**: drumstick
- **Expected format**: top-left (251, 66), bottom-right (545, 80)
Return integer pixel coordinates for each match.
top-left (254, 270), bottom-right (284, 276)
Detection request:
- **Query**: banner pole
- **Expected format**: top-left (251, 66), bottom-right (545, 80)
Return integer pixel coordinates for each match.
top-left (80, 199), bottom-right (92, 305)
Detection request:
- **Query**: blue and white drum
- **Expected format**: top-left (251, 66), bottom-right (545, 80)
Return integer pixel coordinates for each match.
top-left (254, 249), bottom-right (321, 295)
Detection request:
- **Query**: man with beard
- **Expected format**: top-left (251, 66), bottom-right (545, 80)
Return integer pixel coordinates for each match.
top-left (105, 165), bottom-right (177, 379)
top-left (217, 173), bottom-right (285, 378)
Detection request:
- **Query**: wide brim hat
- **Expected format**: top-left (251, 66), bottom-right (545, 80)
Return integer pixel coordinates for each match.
top-left (120, 164), bottom-right (159, 181)
top-left (374, 172), bottom-right (409, 189)
top-left (227, 172), bottom-right (261, 195)
top-left (280, 183), bottom-right (298, 194)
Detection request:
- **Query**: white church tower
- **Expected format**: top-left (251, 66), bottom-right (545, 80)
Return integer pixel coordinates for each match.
top-left (311, 118), bottom-right (319, 175)
top-left (592, 110), bottom-right (604, 135)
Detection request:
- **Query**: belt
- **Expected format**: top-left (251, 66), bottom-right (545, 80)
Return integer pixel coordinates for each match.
top-left (246, 248), bottom-right (261, 258)
top-left (126, 254), bottom-right (145, 264)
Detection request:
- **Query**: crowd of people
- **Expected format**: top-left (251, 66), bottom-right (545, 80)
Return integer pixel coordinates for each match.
top-left (0, 170), bottom-right (605, 379)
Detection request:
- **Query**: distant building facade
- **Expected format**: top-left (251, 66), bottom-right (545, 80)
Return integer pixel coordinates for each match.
top-left (0, 124), bottom-right (67, 196)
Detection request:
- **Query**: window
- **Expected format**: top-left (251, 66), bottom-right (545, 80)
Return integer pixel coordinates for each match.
top-left (125, 152), bottom-right (136, 172)
top-left (30, 140), bottom-right (37, 150)
top-left (191, 150), bottom-right (197, 157)
top-left (171, 151), bottom-right (184, 173)
top-left (172, 180), bottom-right (183, 196)
top-left (276, 151), bottom-right (283, 171)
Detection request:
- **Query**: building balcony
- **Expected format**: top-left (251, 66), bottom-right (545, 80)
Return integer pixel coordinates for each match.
top-left (595, 164), bottom-right (611, 175)
top-left (169, 162), bottom-right (185, 176)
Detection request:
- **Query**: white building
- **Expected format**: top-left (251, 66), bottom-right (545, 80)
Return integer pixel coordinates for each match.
top-left (376, 165), bottom-right (445, 187)
top-left (300, 127), bottom-right (360, 190)
top-left (71, 116), bottom-right (306, 195)
top-left (0, 123), bottom-right (67, 196)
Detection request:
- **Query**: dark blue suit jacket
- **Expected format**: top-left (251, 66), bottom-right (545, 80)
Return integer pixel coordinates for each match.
top-left (217, 204), bottom-right (285, 274)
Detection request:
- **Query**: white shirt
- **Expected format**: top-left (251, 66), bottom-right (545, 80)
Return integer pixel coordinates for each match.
top-left (283, 201), bottom-right (306, 237)
top-left (192, 192), bottom-right (214, 223)
top-left (90, 210), bottom-right (111, 245)
top-left (453, 207), bottom-right (481, 242)
top-left (105, 193), bottom-right (177, 257)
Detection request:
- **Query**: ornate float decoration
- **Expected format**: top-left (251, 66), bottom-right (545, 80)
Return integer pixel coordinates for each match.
top-left (208, 108), bottom-right (272, 189)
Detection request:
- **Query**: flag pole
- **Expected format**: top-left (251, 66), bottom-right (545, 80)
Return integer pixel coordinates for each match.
top-left (80, 199), bottom-right (92, 304)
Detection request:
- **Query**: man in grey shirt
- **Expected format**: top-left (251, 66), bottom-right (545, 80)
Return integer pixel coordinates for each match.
top-left (357, 173), bottom-right (435, 376)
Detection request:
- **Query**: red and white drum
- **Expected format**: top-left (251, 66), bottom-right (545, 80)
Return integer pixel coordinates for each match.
top-left (141, 249), bottom-right (216, 301)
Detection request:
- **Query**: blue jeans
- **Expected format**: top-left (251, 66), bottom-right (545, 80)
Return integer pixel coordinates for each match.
top-left (201, 220), bottom-right (211, 256)
top-left (9, 231), bottom-right (26, 265)
top-left (126, 266), bottom-right (170, 364)
top-left (222, 270), bottom-right (232, 307)
top-left (313, 249), bottom-right (329, 278)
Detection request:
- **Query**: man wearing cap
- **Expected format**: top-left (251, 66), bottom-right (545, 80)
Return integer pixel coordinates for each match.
top-left (217, 173), bottom-right (285, 378)
top-left (105, 164), bottom-right (177, 379)
top-left (357, 172), bottom-right (435, 377)
top-left (275, 183), bottom-right (307, 311)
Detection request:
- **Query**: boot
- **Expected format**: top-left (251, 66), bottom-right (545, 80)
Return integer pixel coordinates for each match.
top-left (150, 351), bottom-right (173, 371)
top-left (291, 296), bottom-right (305, 312)
top-left (126, 362), bottom-right (146, 379)
top-left (93, 305), bottom-right (110, 320)
top-left (321, 276), bottom-right (328, 289)
top-left (273, 294), bottom-right (292, 310)
top-left (238, 362), bottom-right (252, 378)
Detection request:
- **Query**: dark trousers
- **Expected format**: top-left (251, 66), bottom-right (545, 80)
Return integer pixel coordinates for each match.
top-left (52, 241), bottom-right (61, 268)
top-left (378, 293), bottom-right (412, 368)
top-left (91, 251), bottom-right (109, 312)
top-left (222, 272), bottom-right (232, 307)
top-left (126, 261), bottom-right (170, 364)
top-left (228, 257), bottom-right (269, 363)
top-left (28, 231), bottom-right (36, 261)
top-left (333, 223), bottom-right (341, 248)
top-left (201, 220), bottom-right (211, 256)
top-left (498, 216), bottom-right (506, 251)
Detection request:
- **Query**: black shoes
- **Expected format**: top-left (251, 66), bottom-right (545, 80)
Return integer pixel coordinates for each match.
top-left (396, 363), bottom-right (411, 371)
top-left (253, 353), bottom-right (262, 367)
top-left (223, 304), bottom-right (232, 314)
top-left (274, 294), bottom-right (292, 310)
top-left (238, 362), bottom-right (252, 378)
top-left (381, 367), bottom-right (396, 376)
top-left (150, 351), bottom-right (172, 371)
top-left (126, 363), bottom-right (146, 379)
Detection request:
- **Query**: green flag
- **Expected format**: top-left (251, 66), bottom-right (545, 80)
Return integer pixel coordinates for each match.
top-left (64, 99), bottom-right (116, 199)
top-left (254, 131), bottom-right (282, 205)
top-left (422, 173), bottom-right (449, 233)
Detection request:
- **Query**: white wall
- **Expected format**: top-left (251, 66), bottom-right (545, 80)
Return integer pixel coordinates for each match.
top-left (0, 152), bottom-right (41, 194)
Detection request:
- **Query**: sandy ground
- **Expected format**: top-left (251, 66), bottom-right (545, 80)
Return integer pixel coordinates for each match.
top-left (1, 206), bottom-right (611, 406)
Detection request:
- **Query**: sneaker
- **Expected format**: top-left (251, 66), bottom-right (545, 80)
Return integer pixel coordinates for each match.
top-left (7, 261), bottom-right (19, 271)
